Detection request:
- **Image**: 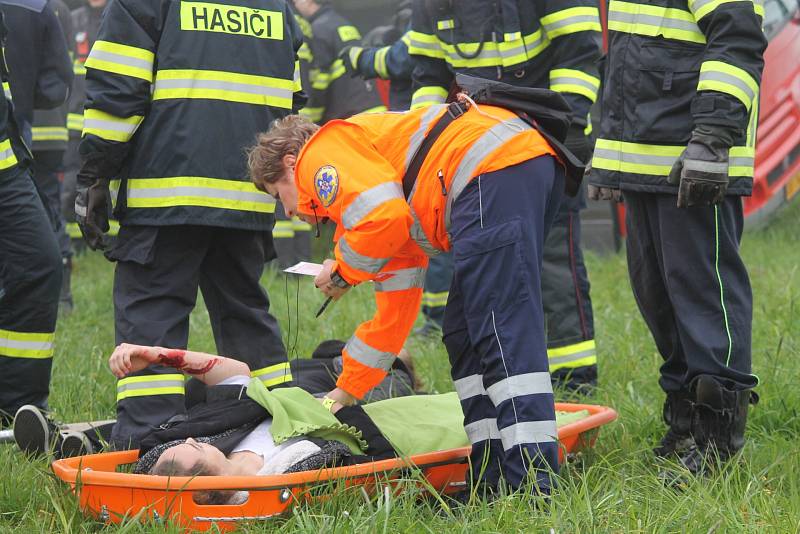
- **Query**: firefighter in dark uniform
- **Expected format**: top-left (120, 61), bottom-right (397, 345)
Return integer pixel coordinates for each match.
top-left (408, 0), bottom-right (601, 390)
top-left (292, 0), bottom-right (386, 124)
top-left (588, 0), bottom-right (766, 473)
top-left (31, 0), bottom-right (75, 312)
top-left (338, 0), bottom-right (414, 111)
top-left (76, 0), bottom-right (303, 448)
top-left (62, 0), bottom-right (108, 250)
top-left (0, 5), bottom-right (65, 426)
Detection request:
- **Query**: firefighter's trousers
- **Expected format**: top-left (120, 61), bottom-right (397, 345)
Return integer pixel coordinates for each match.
top-left (33, 150), bottom-right (72, 260)
top-left (108, 225), bottom-right (291, 448)
top-left (624, 192), bottom-right (756, 394)
top-left (443, 155), bottom-right (563, 493)
top-left (0, 167), bottom-right (62, 424)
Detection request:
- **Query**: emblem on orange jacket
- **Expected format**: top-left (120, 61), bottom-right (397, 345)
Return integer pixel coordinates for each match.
top-left (314, 165), bottom-right (339, 207)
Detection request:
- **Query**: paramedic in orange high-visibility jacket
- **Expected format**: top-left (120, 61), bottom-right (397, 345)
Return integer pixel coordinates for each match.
top-left (247, 103), bottom-right (565, 495)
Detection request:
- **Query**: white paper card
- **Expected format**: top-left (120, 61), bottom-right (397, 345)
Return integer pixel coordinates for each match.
top-left (283, 262), bottom-right (324, 277)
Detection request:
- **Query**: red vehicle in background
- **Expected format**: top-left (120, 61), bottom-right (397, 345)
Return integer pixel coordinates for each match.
top-left (747, 0), bottom-right (800, 225)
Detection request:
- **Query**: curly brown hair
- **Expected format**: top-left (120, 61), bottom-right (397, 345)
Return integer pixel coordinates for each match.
top-left (247, 114), bottom-right (320, 192)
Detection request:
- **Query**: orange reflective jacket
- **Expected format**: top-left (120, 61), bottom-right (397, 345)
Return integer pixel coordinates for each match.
top-left (295, 104), bottom-right (556, 398)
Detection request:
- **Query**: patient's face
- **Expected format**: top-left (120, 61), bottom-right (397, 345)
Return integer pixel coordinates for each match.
top-left (154, 438), bottom-right (228, 475)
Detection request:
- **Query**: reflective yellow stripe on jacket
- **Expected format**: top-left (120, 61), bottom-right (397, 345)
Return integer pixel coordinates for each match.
top-left (592, 139), bottom-right (755, 177)
top-left (153, 69), bottom-right (295, 109)
top-left (0, 138), bottom-right (18, 170)
top-left (125, 176), bottom-right (277, 213)
top-left (85, 40), bottom-right (155, 82)
top-left (549, 68), bottom-right (601, 102)
top-left (698, 60), bottom-right (759, 111)
top-left (688, 0), bottom-right (764, 21)
top-left (607, 1), bottom-right (706, 44)
top-left (2, 81), bottom-right (10, 100)
top-left (67, 113), bottom-right (84, 132)
top-left (0, 328), bottom-right (55, 359)
top-left (82, 109), bottom-right (144, 142)
top-left (272, 220), bottom-right (294, 238)
top-left (32, 127), bottom-right (69, 142)
top-left (410, 86), bottom-right (448, 110)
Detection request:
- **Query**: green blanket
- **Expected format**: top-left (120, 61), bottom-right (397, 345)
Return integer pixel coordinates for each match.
top-left (246, 380), bottom-right (590, 457)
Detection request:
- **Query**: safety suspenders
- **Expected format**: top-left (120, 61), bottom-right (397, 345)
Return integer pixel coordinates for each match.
top-left (401, 101), bottom-right (467, 199)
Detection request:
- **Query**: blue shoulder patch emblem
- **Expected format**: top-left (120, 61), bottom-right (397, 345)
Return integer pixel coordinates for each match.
top-left (314, 165), bottom-right (339, 207)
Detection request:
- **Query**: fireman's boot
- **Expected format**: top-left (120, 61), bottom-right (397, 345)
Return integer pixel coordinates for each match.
top-left (678, 375), bottom-right (757, 476)
top-left (654, 389), bottom-right (694, 458)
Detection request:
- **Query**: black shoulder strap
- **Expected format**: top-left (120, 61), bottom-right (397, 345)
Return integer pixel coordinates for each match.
top-left (402, 101), bottom-right (466, 199)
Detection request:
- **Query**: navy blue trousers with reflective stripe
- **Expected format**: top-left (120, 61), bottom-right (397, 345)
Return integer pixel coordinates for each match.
top-left (624, 192), bottom-right (755, 392)
top-left (443, 156), bottom-right (563, 493)
top-left (421, 252), bottom-right (453, 326)
top-left (0, 167), bottom-right (61, 422)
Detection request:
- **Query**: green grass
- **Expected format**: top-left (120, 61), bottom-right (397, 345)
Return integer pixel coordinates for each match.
top-left (2, 199), bottom-right (799, 533)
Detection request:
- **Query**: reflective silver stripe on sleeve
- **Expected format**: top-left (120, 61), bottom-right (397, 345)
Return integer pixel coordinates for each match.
top-left (82, 118), bottom-right (139, 136)
top-left (445, 118), bottom-right (530, 229)
top-left (342, 182), bottom-right (403, 230)
top-left (154, 77), bottom-right (293, 101)
top-left (485, 372), bottom-right (553, 406)
top-left (344, 335), bottom-right (395, 371)
top-left (338, 236), bottom-right (390, 273)
top-left (550, 74), bottom-right (600, 94)
top-left (373, 267), bottom-right (426, 292)
top-left (89, 49), bottom-right (153, 71)
top-left (729, 155), bottom-right (754, 168)
top-left (592, 147), bottom-right (679, 167)
top-left (128, 186), bottom-right (275, 205)
top-left (698, 69), bottom-right (757, 104)
top-left (454, 374), bottom-right (485, 401)
top-left (0, 147), bottom-right (15, 162)
top-left (607, 10), bottom-right (702, 36)
top-left (499, 420), bottom-right (558, 450)
top-left (406, 105), bottom-right (446, 169)
top-left (464, 418), bottom-right (501, 444)
top-left (542, 14), bottom-right (600, 34)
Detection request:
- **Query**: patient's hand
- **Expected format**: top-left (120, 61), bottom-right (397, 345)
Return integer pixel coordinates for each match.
top-left (108, 343), bottom-right (163, 378)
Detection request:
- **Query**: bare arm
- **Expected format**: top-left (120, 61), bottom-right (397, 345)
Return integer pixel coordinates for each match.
top-left (108, 343), bottom-right (251, 386)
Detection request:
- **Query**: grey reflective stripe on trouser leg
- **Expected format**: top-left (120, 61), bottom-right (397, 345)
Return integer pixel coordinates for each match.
top-left (116, 374), bottom-right (186, 401)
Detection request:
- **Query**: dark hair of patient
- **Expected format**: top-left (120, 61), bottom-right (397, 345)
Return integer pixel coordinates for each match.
top-left (150, 458), bottom-right (232, 505)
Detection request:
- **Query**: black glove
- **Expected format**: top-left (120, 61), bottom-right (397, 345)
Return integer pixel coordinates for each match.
top-left (74, 174), bottom-right (111, 250)
top-left (668, 124), bottom-right (736, 208)
top-left (339, 45), bottom-right (364, 76)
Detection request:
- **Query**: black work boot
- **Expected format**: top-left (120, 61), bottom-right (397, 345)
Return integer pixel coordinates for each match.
top-left (677, 375), bottom-right (757, 476)
top-left (653, 389), bottom-right (694, 458)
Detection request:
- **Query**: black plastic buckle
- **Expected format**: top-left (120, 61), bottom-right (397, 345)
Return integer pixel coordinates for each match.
top-left (446, 101), bottom-right (467, 119)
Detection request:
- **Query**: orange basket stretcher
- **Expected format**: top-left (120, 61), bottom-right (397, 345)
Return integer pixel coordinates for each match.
top-left (52, 402), bottom-right (617, 531)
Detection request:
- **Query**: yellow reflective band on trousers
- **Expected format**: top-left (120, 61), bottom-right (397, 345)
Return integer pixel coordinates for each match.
top-left (698, 60), bottom-right (759, 111)
top-left (153, 69), bottom-right (295, 109)
top-left (422, 291), bottom-right (449, 308)
top-left (547, 340), bottom-right (597, 371)
top-left (540, 6), bottom-right (602, 38)
top-left (592, 139), bottom-right (755, 178)
top-left (67, 113), bottom-right (84, 132)
top-left (251, 362), bottom-right (293, 388)
top-left (549, 68), bottom-right (601, 102)
top-left (0, 328), bottom-right (55, 359)
top-left (82, 109), bottom-right (144, 142)
top-left (125, 176), bottom-right (277, 213)
top-left (688, 0), bottom-right (764, 21)
top-left (0, 138), bottom-right (18, 170)
top-left (311, 59), bottom-right (346, 90)
top-left (292, 216), bottom-right (312, 232)
top-left (272, 220), bottom-right (294, 239)
top-left (410, 86), bottom-right (448, 109)
top-left (85, 40), bottom-right (155, 82)
top-left (608, 1), bottom-right (707, 44)
top-left (32, 127), bottom-right (68, 142)
top-left (116, 374), bottom-right (185, 401)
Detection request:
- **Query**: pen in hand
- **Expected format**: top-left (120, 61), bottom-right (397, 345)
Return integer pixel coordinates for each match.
top-left (316, 296), bottom-right (333, 318)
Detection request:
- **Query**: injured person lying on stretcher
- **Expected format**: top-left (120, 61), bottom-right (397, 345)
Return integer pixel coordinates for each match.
top-left (12, 340), bottom-right (420, 459)
top-left (107, 344), bottom-right (471, 504)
